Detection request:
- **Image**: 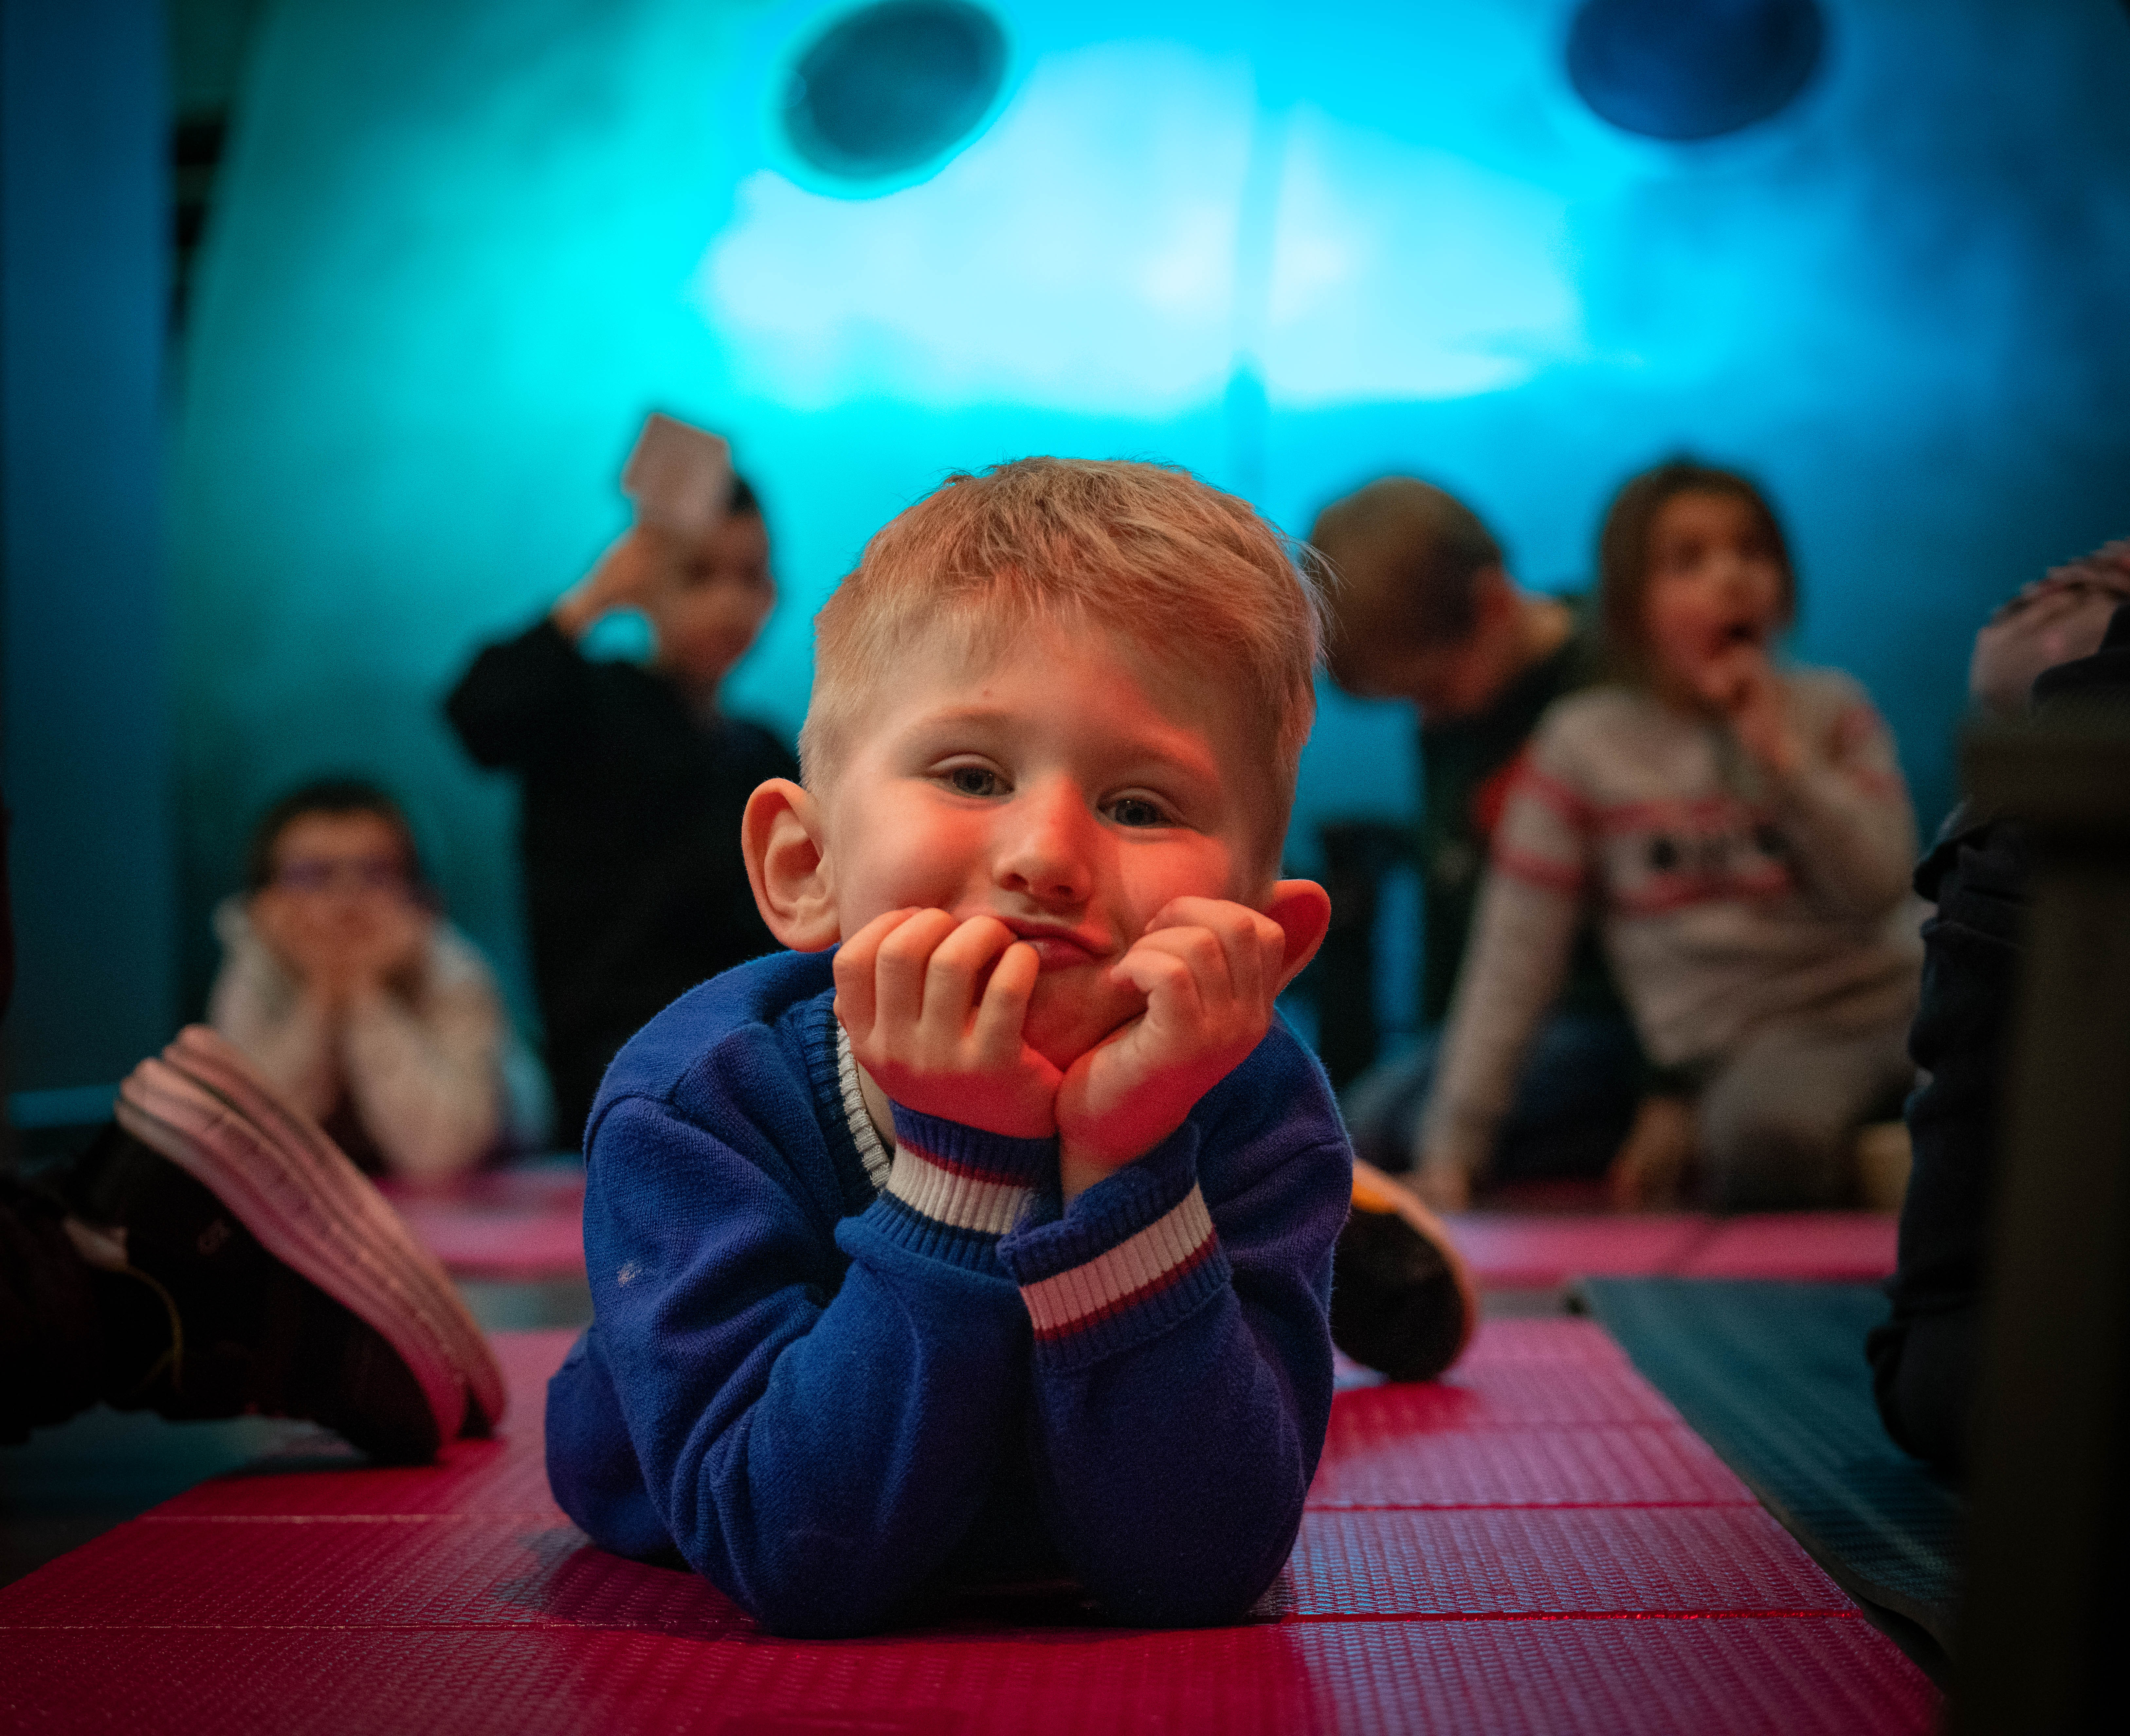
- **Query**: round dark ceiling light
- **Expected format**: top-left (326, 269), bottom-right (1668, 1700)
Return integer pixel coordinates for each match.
top-left (784, 2), bottom-right (1006, 181)
top-left (1567, 0), bottom-right (1825, 141)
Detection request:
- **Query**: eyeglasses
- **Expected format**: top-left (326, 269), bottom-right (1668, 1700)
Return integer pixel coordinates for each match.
top-left (273, 856), bottom-right (410, 895)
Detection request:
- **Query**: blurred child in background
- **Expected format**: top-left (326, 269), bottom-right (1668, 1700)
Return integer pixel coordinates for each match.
top-left (1310, 478), bottom-right (1644, 1192)
top-left (1413, 461), bottom-right (1921, 1211)
top-left (211, 778), bottom-right (527, 1181)
top-left (447, 425), bottom-right (797, 1141)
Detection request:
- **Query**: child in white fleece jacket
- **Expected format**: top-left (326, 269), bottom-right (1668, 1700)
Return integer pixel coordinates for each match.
top-left (210, 779), bottom-right (530, 1180)
top-left (1416, 462), bottom-right (1921, 1211)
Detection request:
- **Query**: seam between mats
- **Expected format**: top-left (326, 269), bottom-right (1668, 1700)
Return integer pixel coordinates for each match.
top-left (133, 1513), bottom-right (565, 1524)
top-left (1302, 1499), bottom-right (1760, 1511)
top-left (129, 1502), bottom-right (1764, 1520)
top-left (1272, 1609), bottom-right (1863, 1625)
top-left (1320, 1421), bottom-right (1710, 1431)
top-left (0, 1611), bottom-right (1866, 1632)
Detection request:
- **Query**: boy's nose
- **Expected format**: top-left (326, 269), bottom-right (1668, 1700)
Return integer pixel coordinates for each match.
top-left (993, 777), bottom-right (1094, 906)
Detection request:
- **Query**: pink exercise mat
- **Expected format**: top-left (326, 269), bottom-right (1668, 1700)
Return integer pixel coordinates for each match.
top-left (0, 1322), bottom-right (1937, 1734)
top-left (378, 1169), bottom-right (588, 1281)
top-left (1445, 1210), bottom-right (1899, 1289)
top-left (1675, 1212), bottom-right (1901, 1281)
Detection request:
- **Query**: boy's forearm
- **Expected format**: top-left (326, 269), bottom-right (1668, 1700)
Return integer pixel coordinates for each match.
top-left (1419, 867), bottom-right (1583, 1176)
top-left (567, 1097), bottom-right (1043, 1637)
top-left (997, 1125), bottom-right (1343, 1625)
top-left (679, 1229), bottom-right (1033, 1635)
top-left (1031, 1283), bottom-right (1319, 1624)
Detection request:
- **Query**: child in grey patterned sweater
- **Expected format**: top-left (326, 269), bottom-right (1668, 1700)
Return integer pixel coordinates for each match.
top-left (1414, 462), bottom-right (1921, 1211)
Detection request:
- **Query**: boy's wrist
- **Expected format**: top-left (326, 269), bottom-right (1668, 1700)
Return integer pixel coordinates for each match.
top-left (1058, 1122), bottom-right (1179, 1203)
top-left (1059, 1144), bottom-right (1126, 1206)
top-left (868, 1065), bottom-right (1056, 1140)
top-left (997, 1127), bottom-right (1226, 1367)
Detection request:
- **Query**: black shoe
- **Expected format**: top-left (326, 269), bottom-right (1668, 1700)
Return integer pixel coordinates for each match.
top-left (70, 1129), bottom-right (441, 1462)
top-left (64, 1026), bottom-right (504, 1461)
top-left (1330, 1159), bottom-right (1478, 1383)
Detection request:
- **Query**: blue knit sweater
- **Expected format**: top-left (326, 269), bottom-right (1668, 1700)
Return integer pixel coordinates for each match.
top-left (544, 949), bottom-right (1348, 1637)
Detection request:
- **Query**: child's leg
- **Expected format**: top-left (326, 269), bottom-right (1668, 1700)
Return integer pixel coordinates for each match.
top-left (1338, 1040), bottom-right (1440, 1174)
top-left (1339, 1010), bottom-right (1641, 1183)
top-left (1695, 1017), bottom-right (1914, 1210)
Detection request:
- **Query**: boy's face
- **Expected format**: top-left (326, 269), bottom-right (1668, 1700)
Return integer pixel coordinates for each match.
top-left (1341, 633), bottom-right (1504, 720)
top-left (1330, 564), bottom-right (1520, 721)
top-left (253, 810), bottom-right (427, 982)
top-left (813, 616), bottom-right (1270, 1070)
top-left (647, 509), bottom-right (775, 688)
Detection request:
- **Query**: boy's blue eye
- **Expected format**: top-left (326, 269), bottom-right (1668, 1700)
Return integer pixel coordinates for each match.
top-left (945, 765), bottom-right (1000, 797)
top-left (1110, 797), bottom-right (1167, 828)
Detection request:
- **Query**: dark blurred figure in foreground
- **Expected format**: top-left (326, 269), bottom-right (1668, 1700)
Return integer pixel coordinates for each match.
top-left (1868, 545), bottom-right (2130, 1475)
top-left (447, 425), bottom-right (796, 1143)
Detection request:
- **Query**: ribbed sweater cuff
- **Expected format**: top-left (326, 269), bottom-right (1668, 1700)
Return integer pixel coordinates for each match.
top-left (996, 1127), bottom-right (1228, 1369)
top-left (863, 1105), bottom-right (1056, 1271)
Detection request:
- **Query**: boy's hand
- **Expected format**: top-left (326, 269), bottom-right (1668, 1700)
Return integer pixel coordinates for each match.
top-left (550, 527), bottom-right (677, 640)
top-left (1054, 896), bottom-right (1289, 1203)
top-left (835, 908), bottom-right (1063, 1139)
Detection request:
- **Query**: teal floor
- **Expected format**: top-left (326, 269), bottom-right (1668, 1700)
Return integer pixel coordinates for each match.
top-left (1579, 1277), bottom-right (1960, 1686)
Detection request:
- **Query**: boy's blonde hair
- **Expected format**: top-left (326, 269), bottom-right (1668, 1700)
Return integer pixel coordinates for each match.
top-left (802, 457), bottom-right (1326, 862)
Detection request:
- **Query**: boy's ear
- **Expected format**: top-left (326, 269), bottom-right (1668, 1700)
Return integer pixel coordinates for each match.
top-left (742, 779), bottom-right (840, 952)
top-left (1265, 878), bottom-right (1333, 993)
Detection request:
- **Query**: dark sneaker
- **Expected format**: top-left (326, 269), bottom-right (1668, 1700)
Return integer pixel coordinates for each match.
top-left (1330, 1158), bottom-right (1478, 1383)
top-left (68, 1131), bottom-right (442, 1462)
top-left (66, 1026), bottom-right (504, 1459)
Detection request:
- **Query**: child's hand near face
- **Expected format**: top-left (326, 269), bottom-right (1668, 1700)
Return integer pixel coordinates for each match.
top-left (254, 885), bottom-right (429, 1009)
top-left (1053, 894), bottom-right (1296, 1203)
top-left (834, 908), bottom-right (1064, 1139)
top-left (551, 528), bottom-right (681, 640)
top-left (1693, 643), bottom-right (1804, 779)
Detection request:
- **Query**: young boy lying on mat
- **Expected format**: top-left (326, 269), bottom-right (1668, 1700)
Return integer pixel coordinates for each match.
top-left (544, 457), bottom-right (1473, 1636)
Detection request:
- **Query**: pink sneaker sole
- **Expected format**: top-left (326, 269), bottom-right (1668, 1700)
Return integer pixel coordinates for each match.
top-left (115, 1027), bottom-right (505, 1447)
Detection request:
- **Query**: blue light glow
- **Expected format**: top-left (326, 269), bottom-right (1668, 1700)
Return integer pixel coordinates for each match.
top-left (174, 0), bottom-right (2130, 1022)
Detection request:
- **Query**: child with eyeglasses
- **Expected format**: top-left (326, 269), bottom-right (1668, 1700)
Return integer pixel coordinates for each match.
top-left (208, 778), bottom-right (535, 1180)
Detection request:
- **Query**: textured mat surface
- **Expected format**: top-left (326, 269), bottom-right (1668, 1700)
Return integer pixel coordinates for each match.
top-left (378, 1168), bottom-right (587, 1280)
top-left (1448, 1211), bottom-right (1899, 1289)
top-left (0, 1322), bottom-right (1939, 1734)
top-left (1677, 1215), bottom-right (1902, 1282)
top-left (376, 1183), bottom-right (1900, 1292)
top-left (1443, 1212), bottom-right (1712, 1288)
top-left (1580, 1278), bottom-right (1962, 1657)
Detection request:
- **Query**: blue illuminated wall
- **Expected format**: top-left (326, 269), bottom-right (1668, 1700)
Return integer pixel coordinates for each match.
top-left (3, 0), bottom-right (172, 1095)
top-left (174, 0), bottom-right (2130, 1030)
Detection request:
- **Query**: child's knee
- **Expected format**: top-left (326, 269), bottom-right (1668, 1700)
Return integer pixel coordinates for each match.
top-left (1697, 1097), bottom-right (1851, 1210)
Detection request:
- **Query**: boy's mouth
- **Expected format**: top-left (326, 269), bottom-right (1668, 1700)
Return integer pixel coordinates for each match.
top-left (1001, 919), bottom-right (1107, 969)
top-left (1719, 620), bottom-right (1761, 647)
